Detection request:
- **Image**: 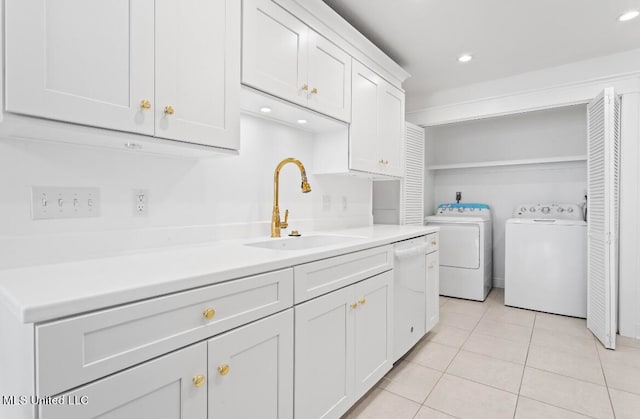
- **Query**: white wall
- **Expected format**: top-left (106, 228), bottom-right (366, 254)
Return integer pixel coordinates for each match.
top-left (427, 106), bottom-right (588, 287)
top-left (0, 115), bottom-right (372, 269)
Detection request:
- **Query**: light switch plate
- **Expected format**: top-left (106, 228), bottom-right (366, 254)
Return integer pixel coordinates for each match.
top-left (31, 186), bottom-right (100, 220)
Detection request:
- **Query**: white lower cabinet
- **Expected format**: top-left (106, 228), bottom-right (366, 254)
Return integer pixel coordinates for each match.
top-left (426, 243), bottom-right (440, 333)
top-left (40, 342), bottom-right (208, 419)
top-left (208, 309), bottom-right (294, 419)
top-left (295, 271), bottom-right (393, 419)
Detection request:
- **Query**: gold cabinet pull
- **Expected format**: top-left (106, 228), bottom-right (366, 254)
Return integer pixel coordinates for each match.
top-left (384, 160), bottom-right (389, 165)
top-left (302, 84), bottom-right (308, 91)
top-left (218, 364), bottom-right (230, 376)
top-left (358, 298), bottom-right (366, 306)
top-left (203, 308), bottom-right (216, 320)
top-left (428, 264), bottom-right (434, 270)
top-left (350, 302), bottom-right (358, 310)
top-left (311, 87), bottom-right (318, 94)
top-left (164, 105), bottom-right (175, 115)
top-left (140, 100), bottom-right (151, 110)
top-left (192, 374), bottom-right (206, 388)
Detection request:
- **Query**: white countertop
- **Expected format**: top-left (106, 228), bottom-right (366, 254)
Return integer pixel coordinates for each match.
top-left (0, 225), bottom-right (438, 324)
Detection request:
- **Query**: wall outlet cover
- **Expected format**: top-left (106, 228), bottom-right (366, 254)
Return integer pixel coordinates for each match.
top-left (134, 189), bottom-right (148, 216)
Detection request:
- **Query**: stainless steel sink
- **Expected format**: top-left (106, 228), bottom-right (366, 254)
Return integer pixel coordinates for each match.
top-left (244, 235), bottom-right (364, 251)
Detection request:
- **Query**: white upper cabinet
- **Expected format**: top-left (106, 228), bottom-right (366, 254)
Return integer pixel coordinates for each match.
top-left (5, 0), bottom-right (155, 135)
top-left (242, 0), bottom-right (351, 122)
top-left (5, 0), bottom-right (240, 151)
top-left (350, 60), bottom-right (406, 177)
top-left (155, 0), bottom-right (240, 148)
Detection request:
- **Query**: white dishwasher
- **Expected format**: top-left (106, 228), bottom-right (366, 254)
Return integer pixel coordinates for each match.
top-left (393, 235), bottom-right (428, 362)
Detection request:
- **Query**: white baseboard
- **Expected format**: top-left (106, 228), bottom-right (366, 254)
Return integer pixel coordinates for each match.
top-left (493, 277), bottom-right (505, 288)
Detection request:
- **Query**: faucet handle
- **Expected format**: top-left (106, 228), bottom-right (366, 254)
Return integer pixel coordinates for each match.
top-left (280, 209), bottom-right (289, 229)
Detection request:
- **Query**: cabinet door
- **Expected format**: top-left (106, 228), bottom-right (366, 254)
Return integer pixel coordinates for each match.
top-left (378, 83), bottom-right (406, 177)
top-left (350, 60), bottom-right (382, 174)
top-left (40, 343), bottom-right (207, 419)
top-left (295, 286), bottom-right (355, 419)
top-left (155, 0), bottom-right (240, 149)
top-left (208, 310), bottom-right (293, 419)
top-left (307, 31), bottom-right (352, 122)
top-left (5, 0), bottom-right (155, 135)
top-left (426, 252), bottom-right (440, 333)
top-left (242, 0), bottom-right (308, 107)
top-left (354, 271), bottom-right (394, 399)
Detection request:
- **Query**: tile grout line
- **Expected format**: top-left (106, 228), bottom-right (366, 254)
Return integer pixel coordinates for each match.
top-left (512, 309), bottom-right (537, 419)
top-left (594, 336), bottom-right (617, 418)
top-left (418, 295), bottom-right (494, 415)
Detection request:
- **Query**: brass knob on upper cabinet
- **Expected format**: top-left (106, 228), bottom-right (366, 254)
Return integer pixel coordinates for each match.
top-left (350, 302), bottom-right (358, 310)
top-left (203, 308), bottom-right (216, 320)
top-left (431, 239), bottom-right (437, 246)
top-left (311, 87), bottom-right (318, 94)
top-left (164, 105), bottom-right (175, 115)
top-left (192, 375), bottom-right (206, 388)
top-left (302, 84), bottom-right (309, 91)
top-left (140, 100), bottom-right (151, 110)
top-left (384, 160), bottom-right (389, 165)
top-left (218, 364), bottom-right (230, 376)
top-left (358, 298), bottom-right (366, 306)
top-left (428, 264), bottom-right (434, 270)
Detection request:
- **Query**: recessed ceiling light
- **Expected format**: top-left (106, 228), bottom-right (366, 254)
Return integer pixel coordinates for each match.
top-left (618, 10), bottom-right (639, 21)
top-left (458, 54), bottom-right (473, 63)
top-left (260, 107), bottom-right (272, 113)
top-left (297, 119), bottom-right (307, 124)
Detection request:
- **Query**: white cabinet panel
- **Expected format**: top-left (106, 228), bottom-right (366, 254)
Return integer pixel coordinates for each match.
top-left (350, 60), bottom-right (381, 174)
top-left (426, 251), bottom-right (440, 333)
top-left (307, 31), bottom-right (352, 122)
top-left (354, 270), bottom-right (393, 399)
top-left (40, 343), bottom-right (207, 419)
top-left (242, 0), bottom-right (308, 107)
top-left (155, 0), bottom-right (240, 148)
top-left (208, 310), bottom-right (293, 419)
top-left (295, 286), bottom-right (354, 419)
top-left (5, 0), bottom-right (155, 134)
top-left (379, 84), bottom-right (405, 177)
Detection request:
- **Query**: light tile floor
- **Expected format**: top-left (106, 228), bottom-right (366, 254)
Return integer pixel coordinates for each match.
top-left (342, 288), bottom-right (640, 419)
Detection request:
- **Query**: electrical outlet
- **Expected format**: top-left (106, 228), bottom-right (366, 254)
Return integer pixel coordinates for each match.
top-left (134, 189), bottom-right (148, 216)
top-left (31, 186), bottom-right (100, 219)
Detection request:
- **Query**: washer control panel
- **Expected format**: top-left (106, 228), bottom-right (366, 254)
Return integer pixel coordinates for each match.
top-left (512, 203), bottom-right (583, 220)
top-left (436, 203), bottom-right (491, 219)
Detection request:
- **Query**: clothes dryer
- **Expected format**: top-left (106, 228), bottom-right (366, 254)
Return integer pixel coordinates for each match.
top-left (425, 203), bottom-right (492, 301)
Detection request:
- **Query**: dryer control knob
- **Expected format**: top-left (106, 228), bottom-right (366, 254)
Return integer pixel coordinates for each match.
top-left (567, 208), bottom-right (574, 213)
top-left (530, 207), bottom-right (536, 212)
top-left (541, 206), bottom-right (551, 214)
top-left (521, 207), bottom-right (527, 212)
top-left (557, 207), bottom-right (565, 213)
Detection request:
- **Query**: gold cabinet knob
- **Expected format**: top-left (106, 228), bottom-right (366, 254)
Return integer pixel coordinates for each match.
top-left (218, 364), bottom-right (230, 376)
top-left (203, 308), bottom-right (216, 320)
top-left (379, 159), bottom-right (384, 164)
top-left (164, 105), bottom-right (175, 115)
top-left (302, 84), bottom-right (308, 91)
top-left (428, 264), bottom-right (434, 270)
top-left (192, 374), bottom-right (206, 388)
top-left (311, 87), bottom-right (318, 94)
top-left (431, 239), bottom-right (437, 245)
top-left (384, 160), bottom-right (389, 165)
top-left (358, 298), bottom-right (366, 306)
top-left (350, 302), bottom-right (358, 310)
top-left (140, 100), bottom-right (151, 110)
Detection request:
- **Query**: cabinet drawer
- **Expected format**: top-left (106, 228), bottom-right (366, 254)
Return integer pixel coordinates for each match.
top-left (36, 268), bottom-right (293, 396)
top-left (426, 232), bottom-right (439, 253)
top-left (294, 245), bottom-right (393, 303)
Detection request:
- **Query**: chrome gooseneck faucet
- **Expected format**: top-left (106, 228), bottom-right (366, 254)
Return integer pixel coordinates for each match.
top-left (271, 158), bottom-right (311, 238)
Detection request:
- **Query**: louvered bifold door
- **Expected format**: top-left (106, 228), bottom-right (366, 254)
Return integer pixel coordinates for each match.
top-left (587, 87), bottom-right (621, 349)
top-left (402, 122), bottom-right (425, 225)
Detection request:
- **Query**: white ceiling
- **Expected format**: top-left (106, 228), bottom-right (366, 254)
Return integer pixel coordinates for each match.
top-left (322, 0), bottom-right (640, 105)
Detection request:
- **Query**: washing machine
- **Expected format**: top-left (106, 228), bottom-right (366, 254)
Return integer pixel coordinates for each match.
top-left (505, 203), bottom-right (587, 318)
top-left (425, 203), bottom-right (492, 301)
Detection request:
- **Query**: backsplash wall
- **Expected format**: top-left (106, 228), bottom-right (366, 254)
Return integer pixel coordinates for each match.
top-left (0, 115), bottom-right (372, 268)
